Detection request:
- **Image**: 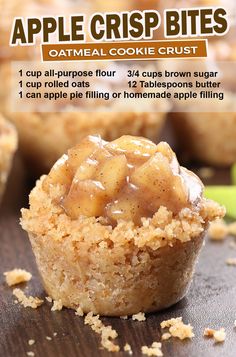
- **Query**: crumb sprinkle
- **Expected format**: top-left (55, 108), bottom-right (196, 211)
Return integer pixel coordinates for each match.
top-left (28, 340), bottom-right (35, 346)
top-left (226, 258), bottom-right (236, 266)
top-left (51, 299), bottom-right (63, 311)
top-left (161, 317), bottom-right (194, 340)
top-left (84, 312), bottom-right (119, 352)
top-left (229, 241), bottom-right (236, 249)
top-left (45, 296), bottom-right (52, 303)
top-left (204, 328), bottom-right (226, 343)
top-left (124, 343), bottom-right (133, 355)
top-left (46, 336), bottom-right (52, 341)
top-left (208, 220), bottom-right (228, 241)
top-left (4, 269), bottom-right (32, 287)
top-left (13, 288), bottom-right (43, 309)
top-left (208, 220), bottom-right (236, 241)
top-left (161, 333), bottom-right (171, 341)
top-left (132, 312), bottom-right (146, 321)
top-left (75, 306), bottom-right (84, 316)
top-left (26, 352), bottom-right (35, 357)
top-left (141, 342), bottom-right (163, 356)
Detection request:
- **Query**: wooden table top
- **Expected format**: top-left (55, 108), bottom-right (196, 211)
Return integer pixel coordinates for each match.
top-left (0, 156), bottom-right (236, 357)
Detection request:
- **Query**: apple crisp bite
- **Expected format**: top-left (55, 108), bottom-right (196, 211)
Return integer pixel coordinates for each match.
top-left (21, 135), bottom-right (224, 316)
top-left (43, 135), bottom-right (203, 226)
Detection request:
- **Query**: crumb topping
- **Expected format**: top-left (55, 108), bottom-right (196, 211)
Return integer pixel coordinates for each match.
top-left (4, 269), bottom-right (32, 286)
top-left (21, 174), bottom-right (225, 252)
top-left (13, 288), bottom-right (43, 309)
top-left (161, 317), bottom-right (194, 340)
top-left (28, 340), bottom-right (35, 346)
top-left (141, 342), bottom-right (163, 356)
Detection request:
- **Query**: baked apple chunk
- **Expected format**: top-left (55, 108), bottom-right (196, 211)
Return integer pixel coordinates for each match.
top-left (43, 135), bottom-right (203, 226)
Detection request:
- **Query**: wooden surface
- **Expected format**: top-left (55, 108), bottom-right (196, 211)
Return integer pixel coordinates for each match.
top-left (0, 155), bottom-right (236, 357)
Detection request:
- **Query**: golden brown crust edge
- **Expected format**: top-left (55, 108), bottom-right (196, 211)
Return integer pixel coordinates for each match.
top-left (28, 231), bottom-right (204, 316)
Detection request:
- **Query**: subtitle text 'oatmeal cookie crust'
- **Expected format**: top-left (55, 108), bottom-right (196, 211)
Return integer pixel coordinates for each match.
top-left (21, 135), bottom-right (225, 316)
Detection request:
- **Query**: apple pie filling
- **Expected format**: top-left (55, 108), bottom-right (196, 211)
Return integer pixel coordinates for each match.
top-left (43, 135), bottom-right (203, 226)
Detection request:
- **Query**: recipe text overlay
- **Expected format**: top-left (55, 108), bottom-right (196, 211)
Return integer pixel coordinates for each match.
top-left (10, 61), bottom-right (233, 113)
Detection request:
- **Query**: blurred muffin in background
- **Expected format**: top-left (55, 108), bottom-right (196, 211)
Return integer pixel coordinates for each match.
top-left (170, 95), bottom-right (236, 167)
top-left (8, 109), bottom-right (167, 175)
top-left (0, 0), bottom-right (36, 61)
top-left (208, 25), bottom-right (236, 91)
top-left (168, 24), bottom-right (236, 167)
top-left (158, 0), bottom-right (235, 11)
top-left (87, 0), bottom-right (228, 12)
top-left (87, 0), bottom-right (131, 12)
top-left (0, 115), bottom-right (18, 201)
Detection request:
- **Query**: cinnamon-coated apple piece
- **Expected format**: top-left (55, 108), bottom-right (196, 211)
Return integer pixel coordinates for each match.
top-left (73, 158), bottom-right (98, 182)
top-left (42, 155), bottom-right (72, 192)
top-left (156, 141), bottom-right (180, 173)
top-left (131, 153), bottom-right (188, 213)
top-left (95, 155), bottom-right (128, 198)
top-left (62, 179), bottom-right (107, 218)
top-left (106, 196), bottom-right (145, 225)
top-left (91, 146), bottom-right (112, 163)
top-left (106, 135), bottom-right (157, 161)
top-left (68, 136), bottom-right (103, 174)
top-left (156, 142), bottom-right (174, 162)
